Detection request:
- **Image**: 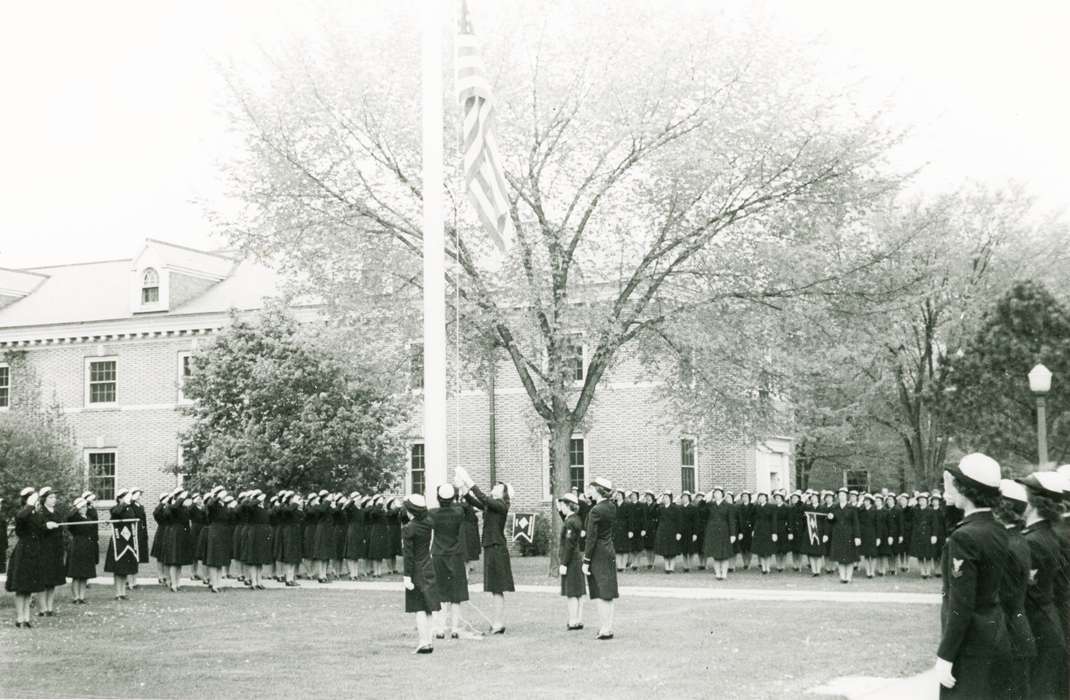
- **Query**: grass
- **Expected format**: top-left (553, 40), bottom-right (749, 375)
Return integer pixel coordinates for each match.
top-left (0, 559), bottom-right (939, 699)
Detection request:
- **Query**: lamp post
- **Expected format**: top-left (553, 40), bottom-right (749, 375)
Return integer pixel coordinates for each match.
top-left (1028, 364), bottom-right (1052, 469)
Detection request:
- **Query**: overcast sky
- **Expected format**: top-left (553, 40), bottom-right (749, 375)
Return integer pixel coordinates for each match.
top-left (1, 0), bottom-right (1067, 269)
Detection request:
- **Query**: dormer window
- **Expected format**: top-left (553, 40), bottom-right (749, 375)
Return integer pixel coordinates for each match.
top-left (141, 268), bottom-right (160, 304)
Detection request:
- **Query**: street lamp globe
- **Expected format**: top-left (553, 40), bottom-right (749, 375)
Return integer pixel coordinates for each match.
top-left (1028, 364), bottom-right (1052, 394)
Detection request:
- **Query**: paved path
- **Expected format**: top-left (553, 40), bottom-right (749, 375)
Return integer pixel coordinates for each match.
top-left (1, 574), bottom-right (939, 605)
top-left (810, 669), bottom-right (938, 699)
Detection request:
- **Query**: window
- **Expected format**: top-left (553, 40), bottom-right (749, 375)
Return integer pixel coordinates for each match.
top-left (86, 358), bottom-right (117, 405)
top-left (563, 335), bottom-right (585, 383)
top-left (141, 268), bottom-right (159, 304)
top-left (681, 438), bottom-right (696, 493)
top-left (410, 343), bottom-right (424, 390)
top-left (177, 352), bottom-right (193, 402)
top-left (0, 363), bottom-right (8, 409)
top-left (569, 437), bottom-right (585, 492)
top-left (845, 469), bottom-right (870, 492)
top-left (410, 443), bottom-right (426, 495)
top-left (87, 451), bottom-right (116, 501)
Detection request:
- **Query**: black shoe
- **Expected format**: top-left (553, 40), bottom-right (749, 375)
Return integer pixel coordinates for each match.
top-left (450, 632), bottom-right (459, 640)
top-left (15, 622), bottom-right (22, 629)
top-left (45, 611), bottom-right (55, 617)
top-left (490, 626), bottom-right (505, 635)
top-left (415, 645), bottom-right (434, 654)
top-left (434, 632), bottom-right (446, 640)
top-left (37, 612), bottom-right (46, 617)
top-left (595, 632), bottom-right (614, 640)
top-left (566, 623), bottom-right (584, 631)
top-left (23, 621), bottom-right (32, 629)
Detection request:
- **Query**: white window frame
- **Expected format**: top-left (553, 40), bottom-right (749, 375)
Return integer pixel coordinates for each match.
top-left (541, 333), bottom-right (587, 387)
top-left (84, 356), bottom-right (119, 408)
top-left (0, 361), bottom-right (9, 411)
top-left (680, 436), bottom-right (698, 493)
top-left (408, 342), bottom-right (424, 393)
top-left (85, 449), bottom-right (118, 503)
top-left (408, 441), bottom-right (426, 495)
top-left (177, 351), bottom-right (194, 404)
top-left (542, 433), bottom-right (586, 501)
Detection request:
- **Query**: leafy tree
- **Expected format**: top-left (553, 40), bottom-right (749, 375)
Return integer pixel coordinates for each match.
top-left (0, 351), bottom-right (80, 518)
top-left (178, 304), bottom-right (410, 493)
top-left (939, 280), bottom-right (1070, 470)
top-left (213, 1), bottom-right (909, 568)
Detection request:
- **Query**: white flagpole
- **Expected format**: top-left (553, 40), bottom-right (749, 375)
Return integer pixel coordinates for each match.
top-left (422, 0), bottom-right (448, 503)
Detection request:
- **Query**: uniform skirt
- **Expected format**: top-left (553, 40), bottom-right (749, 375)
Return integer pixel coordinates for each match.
top-left (39, 528), bottom-right (67, 587)
top-left (703, 512), bottom-right (734, 561)
top-left (405, 583), bottom-right (442, 614)
top-left (344, 519), bottom-right (367, 560)
top-left (462, 515), bottom-right (480, 562)
top-left (482, 544), bottom-right (515, 593)
top-left (281, 522), bottom-right (304, 565)
top-left (560, 559), bottom-right (586, 598)
top-left (367, 520), bottom-right (391, 560)
top-left (654, 520), bottom-right (678, 558)
top-left (67, 534), bottom-right (98, 580)
top-left (432, 554), bottom-right (469, 603)
top-left (245, 523), bottom-right (274, 566)
top-left (302, 518), bottom-right (317, 560)
top-left (4, 536), bottom-right (43, 594)
top-left (205, 522), bottom-right (232, 568)
top-left (313, 518), bottom-right (336, 561)
top-left (586, 543), bottom-right (619, 601)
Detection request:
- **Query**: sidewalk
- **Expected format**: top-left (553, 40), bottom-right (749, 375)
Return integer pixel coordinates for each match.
top-left (1, 574), bottom-right (939, 605)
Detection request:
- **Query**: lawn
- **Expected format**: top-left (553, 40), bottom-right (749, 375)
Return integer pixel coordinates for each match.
top-left (0, 562), bottom-right (939, 700)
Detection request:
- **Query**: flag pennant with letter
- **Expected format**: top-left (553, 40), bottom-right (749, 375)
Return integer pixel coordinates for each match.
top-left (804, 511), bottom-right (823, 546)
top-left (456, 0), bottom-right (514, 252)
top-left (512, 513), bottom-right (536, 543)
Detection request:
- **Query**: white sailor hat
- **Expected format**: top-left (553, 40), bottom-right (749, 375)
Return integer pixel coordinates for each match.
top-left (20, 486), bottom-right (36, 498)
top-left (945, 453), bottom-right (1001, 494)
top-left (130, 487), bottom-right (142, 495)
top-left (1017, 471), bottom-right (1065, 500)
top-left (557, 492), bottom-right (579, 506)
top-left (159, 491), bottom-right (170, 502)
top-left (81, 491), bottom-right (94, 500)
top-left (711, 486), bottom-right (725, 494)
top-left (350, 491), bottom-right (361, 499)
top-left (115, 488), bottom-right (129, 500)
top-left (999, 479), bottom-right (1028, 503)
top-left (209, 485), bottom-right (224, 496)
top-left (318, 489), bottom-right (329, 497)
top-left (436, 484), bottom-right (456, 501)
top-left (38, 486), bottom-right (53, 498)
top-left (590, 477), bottom-right (614, 491)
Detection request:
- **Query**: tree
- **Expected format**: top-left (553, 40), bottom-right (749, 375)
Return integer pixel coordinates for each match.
top-left (178, 304), bottom-right (410, 493)
top-left (212, 1), bottom-right (907, 569)
top-left (939, 280), bottom-right (1070, 471)
top-left (0, 351), bottom-right (80, 517)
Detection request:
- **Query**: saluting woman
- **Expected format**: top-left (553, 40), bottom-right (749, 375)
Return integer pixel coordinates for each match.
top-left (387, 497), bottom-right (403, 574)
top-left (366, 495), bottom-right (391, 578)
top-left (460, 496), bottom-right (481, 574)
top-left (245, 491), bottom-right (273, 590)
top-left (130, 488), bottom-right (148, 591)
top-left (150, 492), bottom-right (169, 586)
top-left (204, 490), bottom-right (232, 593)
top-left (343, 492), bottom-right (366, 580)
top-left (36, 487), bottom-right (65, 617)
top-left (301, 493), bottom-right (319, 578)
top-left (400, 494), bottom-right (440, 655)
top-left (557, 493), bottom-right (586, 630)
top-left (7, 487), bottom-right (52, 628)
top-left (583, 477), bottom-right (619, 640)
top-left (279, 492), bottom-right (303, 586)
top-left (462, 476), bottom-right (516, 634)
top-left (190, 493), bottom-right (208, 582)
top-left (702, 487), bottom-right (736, 580)
top-left (1018, 471), bottom-right (1068, 699)
top-left (65, 496), bottom-right (98, 604)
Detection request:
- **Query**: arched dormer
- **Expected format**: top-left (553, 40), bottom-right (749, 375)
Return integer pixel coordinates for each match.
top-left (141, 268), bottom-right (160, 304)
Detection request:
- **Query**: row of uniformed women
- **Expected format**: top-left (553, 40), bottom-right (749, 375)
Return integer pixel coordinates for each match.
top-left (145, 486), bottom-right (480, 594)
top-left (932, 457), bottom-right (1069, 700)
top-left (598, 486), bottom-right (951, 583)
top-left (5, 488), bottom-right (68, 627)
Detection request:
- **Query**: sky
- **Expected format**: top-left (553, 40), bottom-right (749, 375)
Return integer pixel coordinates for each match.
top-left (1, 0), bottom-right (1067, 269)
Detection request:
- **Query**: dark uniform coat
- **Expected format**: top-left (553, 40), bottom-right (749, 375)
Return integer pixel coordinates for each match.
top-left (313, 503), bottom-right (338, 561)
top-left (584, 499), bottom-right (618, 601)
top-left (559, 511), bottom-right (586, 598)
top-left (38, 508), bottom-right (66, 587)
top-left (5, 505), bottom-right (44, 594)
top-left (429, 502), bottom-right (468, 603)
top-left (149, 502), bottom-right (167, 562)
top-left (642, 501), bottom-right (658, 551)
top-left (467, 485), bottom-right (514, 594)
top-left (344, 501), bottom-right (368, 561)
top-left (366, 504), bottom-right (391, 561)
top-left (302, 504), bottom-right (319, 560)
top-left (775, 503), bottom-right (792, 556)
top-left (858, 506), bottom-right (879, 559)
top-left (910, 505), bottom-right (936, 560)
top-left (279, 504), bottom-right (304, 565)
top-left (877, 507), bottom-right (895, 558)
top-left (990, 524), bottom-right (1035, 700)
top-left (693, 500), bottom-right (709, 555)
top-left (937, 510), bottom-right (1010, 700)
top-left (626, 500), bottom-right (645, 554)
top-left (132, 501), bottom-right (150, 564)
top-left (751, 503), bottom-right (778, 558)
top-left (245, 504), bottom-right (274, 566)
top-left (828, 504), bottom-right (860, 565)
top-left (104, 503), bottom-right (140, 576)
top-left (402, 514), bottom-right (440, 614)
top-left (612, 500), bottom-right (630, 554)
top-left (702, 500), bottom-right (736, 561)
top-left (64, 511), bottom-right (99, 580)
top-left (204, 501), bottom-right (233, 568)
top-left (1021, 520), bottom-right (1068, 699)
top-left (460, 502), bottom-right (480, 563)
top-left (654, 503), bottom-right (680, 558)
top-left (679, 502), bottom-right (696, 557)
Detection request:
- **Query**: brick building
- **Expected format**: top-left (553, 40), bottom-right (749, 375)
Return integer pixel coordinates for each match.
top-left (1, 239), bottom-right (792, 524)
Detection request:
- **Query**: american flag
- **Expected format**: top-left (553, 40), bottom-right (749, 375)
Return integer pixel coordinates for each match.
top-left (456, 0), bottom-right (513, 252)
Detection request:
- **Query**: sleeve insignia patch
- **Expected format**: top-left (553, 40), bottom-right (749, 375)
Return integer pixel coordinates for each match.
top-left (952, 558), bottom-right (964, 577)
top-left (1029, 568), bottom-right (1038, 584)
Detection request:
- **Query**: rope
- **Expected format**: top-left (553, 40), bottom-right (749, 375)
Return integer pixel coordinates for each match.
top-left (453, 225), bottom-right (462, 472)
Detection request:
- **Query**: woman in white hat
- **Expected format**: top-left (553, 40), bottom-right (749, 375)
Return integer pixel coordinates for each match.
top-left (653, 490), bottom-right (680, 574)
top-left (36, 487), bottom-right (65, 617)
top-left (702, 487), bottom-right (735, 580)
top-left (991, 478), bottom-right (1035, 699)
top-left (64, 496), bottom-right (98, 604)
top-left (104, 488), bottom-right (139, 599)
top-left (1017, 471), bottom-right (1067, 699)
top-left (557, 493), bottom-right (586, 630)
top-left (401, 494), bottom-right (439, 654)
top-left (583, 477), bottom-right (619, 640)
top-left (6, 487), bottom-right (54, 627)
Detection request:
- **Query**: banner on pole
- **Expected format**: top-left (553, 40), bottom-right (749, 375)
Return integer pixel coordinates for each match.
top-left (111, 520), bottom-right (140, 563)
top-left (804, 510), bottom-right (828, 547)
top-left (511, 513), bottom-right (536, 543)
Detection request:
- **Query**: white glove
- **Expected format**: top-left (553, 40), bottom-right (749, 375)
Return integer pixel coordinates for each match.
top-left (46, 521), bottom-right (59, 530)
top-left (787, 534), bottom-right (793, 541)
top-left (403, 576), bottom-right (414, 591)
top-left (887, 537), bottom-right (893, 545)
top-left (729, 536), bottom-right (736, 543)
top-left (580, 530), bottom-right (586, 538)
top-left (772, 534), bottom-right (778, 542)
top-left (930, 536), bottom-right (937, 545)
top-left (559, 565), bottom-right (568, 576)
top-left (692, 534), bottom-right (697, 542)
top-left (640, 530), bottom-right (646, 537)
top-left (582, 563), bottom-right (590, 576)
top-left (628, 531), bottom-right (633, 538)
top-left (854, 537), bottom-right (861, 547)
top-left (675, 533), bottom-right (681, 541)
top-left (898, 536), bottom-right (903, 543)
top-left (876, 540), bottom-right (881, 547)
top-left (934, 657), bottom-right (955, 689)
top-left (827, 513), bottom-right (835, 521)
top-left (822, 535), bottom-right (828, 543)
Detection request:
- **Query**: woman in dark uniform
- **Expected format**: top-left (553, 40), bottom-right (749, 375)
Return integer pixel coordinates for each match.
top-left (557, 493), bottom-right (586, 629)
top-left (930, 493), bottom-right (947, 575)
top-left (737, 491), bottom-right (754, 570)
top-left (991, 478), bottom-right (1036, 700)
top-left (1018, 471), bottom-right (1067, 699)
top-left (279, 492), bottom-right (303, 586)
top-left (0, 496), bottom-right (7, 577)
top-left (244, 491), bottom-right (273, 590)
top-left (702, 487), bottom-right (736, 580)
top-left (750, 492), bottom-right (777, 574)
top-left (773, 492), bottom-right (791, 572)
top-left (401, 494), bottom-right (439, 654)
top-left (625, 491), bottom-right (644, 571)
top-left (641, 491), bottom-right (657, 570)
top-left (150, 492), bottom-right (169, 586)
top-left (679, 492), bottom-right (696, 572)
top-left (653, 491), bottom-right (680, 573)
top-left (933, 453), bottom-right (1009, 698)
top-left (910, 493), bottom-right (935, 578)
top-left (387, 497), bottom-right (403, 574)
top-left (190, 493), bottom-right (208, 583)
top-left (789, 492), bottom-right (805, 571)
top-left (65, 496), bottom-right (97, 604)
top-left (896, 493), bottom-right (912, 573)
top-left (366, 495), bottom-right (390, 578)
top-left (876, 495), bottom-right (893, 576)
top-left (7, 488), bottom-right (51, 627)
top-left (333, 495), bottom-right (350, 577)
top-left (827, 487), bottom-right (860, 583)
top-left (130, 488), bottom-right (148, 591)
top-left (104, 489), bottom-right (139, 599)
top-left (462, 475), bottom-right (516, 634)
top-left (343, 492), bottom-right (366, 580)
top-left (312, 493), bottom-right (337, 582)
top-left (583, 477), bottom-right (618, 640)
top-left (166, 490), bottom-right (195, 592)
top-left (858, 494), bottom-right (879, 578)
top-left (36, 487), bottom-right (65, 616)
top-left (800, 492), bottom-right (823, 576)
top-left (204, 490), bottom-right (232, 593)
top-left (460, 496), bottom-right (481, 574)
top-left (820, 491), bottom-right (836, 573)
top-left (301, 492), bottom-right (319, 578)
top-left (692, 491), bottom-right (708, 570)
top-left (611, 490), bottom-right (629, 572)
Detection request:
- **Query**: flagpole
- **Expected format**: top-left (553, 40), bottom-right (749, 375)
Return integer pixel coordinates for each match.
top-left (422, 0), bottom-right (448, 503)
